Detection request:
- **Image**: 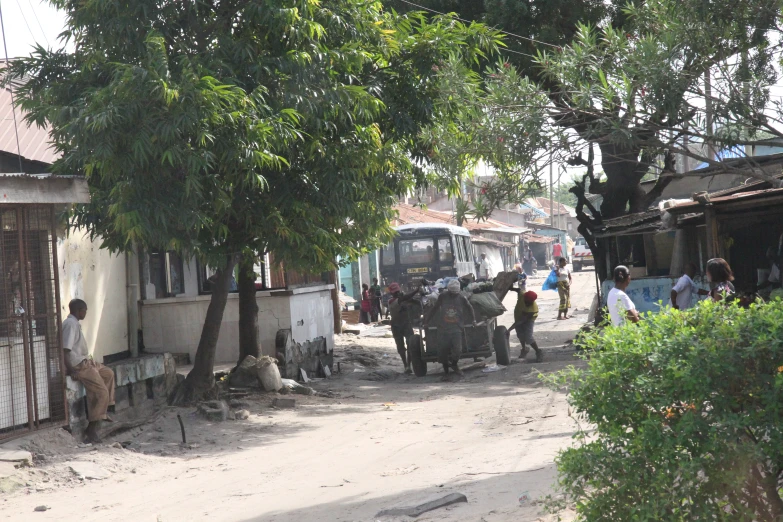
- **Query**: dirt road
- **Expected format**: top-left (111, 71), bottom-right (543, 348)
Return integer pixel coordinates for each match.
top-left (0, 270), bottom-right (597, 522)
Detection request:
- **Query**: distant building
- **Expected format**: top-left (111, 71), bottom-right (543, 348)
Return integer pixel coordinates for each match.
top-left (523, 197), bottom-right (580, 239)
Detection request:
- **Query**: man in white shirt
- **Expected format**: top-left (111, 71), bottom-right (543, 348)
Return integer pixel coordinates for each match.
top-left (670, 262), bottom-right (709, 310)
top-left (478, 253), bottom-right (491, 281)
top-left (63, 299), bottom-right (115, 443)
top-left (756, 247), bottom-right (781, 297)
top-left (607, 265), bottom-right (640, 326)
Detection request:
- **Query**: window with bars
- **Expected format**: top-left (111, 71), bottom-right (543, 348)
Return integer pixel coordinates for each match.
top-left (195, 253), bottom-right (328, 294)
top-left (143, 250), bottom-right (185, 299)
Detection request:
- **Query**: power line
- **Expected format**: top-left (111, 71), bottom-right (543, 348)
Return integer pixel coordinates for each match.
top-left (12, 0), bottom-right (37, 46)
top-left (0, 0), bottom-right (24, 172)
top-left (395, 0), bottom-right (560, 49)
top-left (27, 0), bottom-right (50, 47)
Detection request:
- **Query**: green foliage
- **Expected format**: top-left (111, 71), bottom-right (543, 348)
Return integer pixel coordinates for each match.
top-left (9, 0), bottom-right (500, 273)
top-left (421, 58), bottom-right (550, 222)
top-left (384, 0), bottom-right (611, 74)
top-left (546, 299), bottom-right (783, 520)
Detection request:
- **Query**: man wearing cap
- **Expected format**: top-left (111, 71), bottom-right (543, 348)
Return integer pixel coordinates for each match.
top-left (424, 279), bottom-right (476, 380)
top-left (388, 282), bottom-right (419, 374)
top-left (508, 288), bottom-right (542, 362)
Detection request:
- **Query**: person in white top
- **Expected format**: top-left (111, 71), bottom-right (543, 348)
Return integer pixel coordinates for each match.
top-left (670, 262), bottom-right (709, 310)
top-left (63, 299), bottom-right (115, 443)
top-left (556, 257), bottom-right (572, 320)
top-left (478, 253), bottom-right (491, 281)
top-left (607, 265), bottom-right (640, 326)
top-left (755, 247), bottom-right (781, 296)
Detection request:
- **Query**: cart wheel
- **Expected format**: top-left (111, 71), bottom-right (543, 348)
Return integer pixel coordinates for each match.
top-left (409, 335), bottom-right (427, 377)
top-left (493, 326), bottom-right (511, 366)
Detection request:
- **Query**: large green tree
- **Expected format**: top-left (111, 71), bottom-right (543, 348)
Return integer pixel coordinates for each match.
top-left (396, 0), bottom-right (783, 280)
top-left (10, 0), bottom-right (498, 401)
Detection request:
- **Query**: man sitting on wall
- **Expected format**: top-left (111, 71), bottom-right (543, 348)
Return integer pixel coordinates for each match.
top-left (62, 299), bottom-right (115, 443)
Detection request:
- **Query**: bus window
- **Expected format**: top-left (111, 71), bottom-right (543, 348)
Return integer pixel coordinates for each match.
top-left (399, 238), bottom-right (435, 264)
top-left (453, 236), bottom-right (464, 262)
top-left (381, 242), bottom-right (395, 266)
top-left (460, 236), bottom-right (472, 261)
top-left (438, 237), bottom-right (454, 263)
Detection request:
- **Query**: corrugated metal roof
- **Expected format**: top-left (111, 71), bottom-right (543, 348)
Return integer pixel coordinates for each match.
top-left (393, 203), bottom-right (523, 233)
top-left (527, 197), bottom-right (573, 216)
top-left (667, 187), bottom-right (783, 214)
top-left (0, 65), bottom-right (58, 165)
top-left (523, 232), bottom-right (555, 244)
top-left (471, 236), bottom-right (516, 247)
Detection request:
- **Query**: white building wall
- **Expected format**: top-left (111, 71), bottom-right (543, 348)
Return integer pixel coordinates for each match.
top-left (289, 289), bottom-right (335, 352)
top-left (141, 285), bottom-right (332, 364)
top-left (57, 231), bottom-right (129, 362)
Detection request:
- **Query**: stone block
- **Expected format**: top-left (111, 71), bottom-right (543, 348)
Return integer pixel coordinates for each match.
top-left (131, 381), bottom-right (148, 407)
top-left (197, 400), bottom-right (229, 422)
top-left (113, 384), bottom-right (131, 411)
top-left (272, 397), bottom-right (296, 409)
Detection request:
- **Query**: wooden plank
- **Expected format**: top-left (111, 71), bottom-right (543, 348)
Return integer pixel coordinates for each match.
top-left (376, 493), bottom-right (468, 518)
top-left (704, 205), bottom-right (719, 260)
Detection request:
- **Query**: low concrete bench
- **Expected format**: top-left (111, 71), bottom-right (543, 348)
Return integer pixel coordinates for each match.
top-left (66, 353), bottom-right (177, 439)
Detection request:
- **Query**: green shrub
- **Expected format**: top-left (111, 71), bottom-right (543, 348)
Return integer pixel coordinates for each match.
top-left (546, 299), bottom-right (783, 521)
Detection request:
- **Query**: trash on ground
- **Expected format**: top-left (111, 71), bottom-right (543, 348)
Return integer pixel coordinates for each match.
top-left (380, 465), bottom-right (418, 477)
top-left (482, 364), bottom-right (507, 373)
top-left (361, 369), bottom-right (398, 381)
top-left (376, 492), bottom-right (468, 518)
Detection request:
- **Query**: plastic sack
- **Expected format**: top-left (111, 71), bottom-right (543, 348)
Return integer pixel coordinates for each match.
top-left (469, 291), bottom-right (506, 319)
top-left (542, 269), bottom-right (558, 291)
top-left (257, 356), bottom-right (283, 392)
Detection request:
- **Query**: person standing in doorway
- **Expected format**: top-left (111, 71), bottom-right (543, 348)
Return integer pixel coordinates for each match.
top-left (360, 283), bottom-right (372, 324)
top-left (424, 280), bottom-right (476, 381)
top-left (388, 282), bottom-right (418, 374)
top-left (370, 278), bottom-right (382, 322)
top-left (671, 262), bottom-right (709, 310)
top-left (522, 247), bottom-right (534, 275)
top-left (607, 265), bottom-right (640, 326)
top-left (755, 247), bottom-right (782, 298)
top-left (556, 257), bottom-right (572, 320)
top-left (62, 299), bottom-right (115, 443)
top-left (478, 253), bottom-right (491, 281)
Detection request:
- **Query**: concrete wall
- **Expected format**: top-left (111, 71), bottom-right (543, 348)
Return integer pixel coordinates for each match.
top-left (601, 276), bottom-right (709, 315)
top-left (57, 231), bottom-right (129, 362)
top-left (141, 285), bottom-right (334, 363)
top-left (289, 289), bottom-right (335, 352)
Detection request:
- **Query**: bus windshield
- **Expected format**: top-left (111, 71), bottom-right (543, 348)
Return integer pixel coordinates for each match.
top-left (399, 238), bottom-right (435, 264)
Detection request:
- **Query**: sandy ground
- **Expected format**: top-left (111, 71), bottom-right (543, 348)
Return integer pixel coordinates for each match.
top-left (0, 269), bottom-right (597, 522)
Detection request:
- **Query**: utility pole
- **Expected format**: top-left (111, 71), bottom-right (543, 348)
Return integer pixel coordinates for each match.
top-left (705, 69), bottom-right (715, 161)
top-left (557, 171), bottom-right (561, 230)
top-left (549, 155), bottom-right (554, 227)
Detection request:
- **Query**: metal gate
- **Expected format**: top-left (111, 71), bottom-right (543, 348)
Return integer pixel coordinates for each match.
top-left (0, 205), bottom-right (67, 442)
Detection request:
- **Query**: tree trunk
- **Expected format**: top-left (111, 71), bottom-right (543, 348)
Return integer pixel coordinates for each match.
top-left (237, 254), bottom-right (261, 365)
top-left (329, 268), bottom-right (342, 334)
top-left (171, 255), bottom-right (237, 405)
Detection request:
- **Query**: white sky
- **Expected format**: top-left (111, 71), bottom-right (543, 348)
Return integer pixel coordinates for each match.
top-left (0, 0), bottom-right (67, 58)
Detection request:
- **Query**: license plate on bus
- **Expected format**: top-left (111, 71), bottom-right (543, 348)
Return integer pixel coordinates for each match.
top-left (407, 267), bottom-right (428, 274)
